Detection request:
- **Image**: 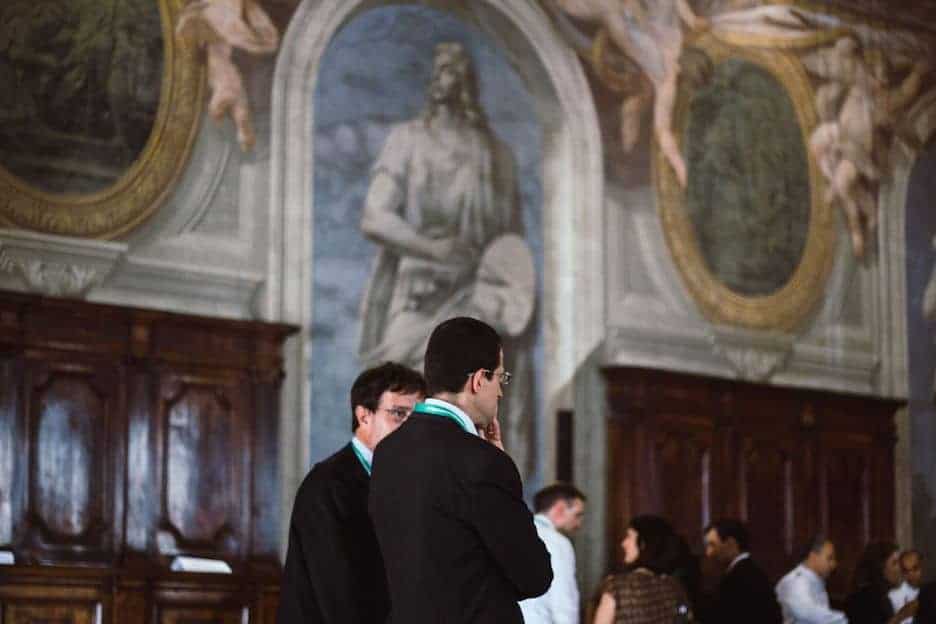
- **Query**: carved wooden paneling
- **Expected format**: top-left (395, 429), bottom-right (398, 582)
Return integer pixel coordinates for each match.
top-left (604, 366), bottom-right (900, 588)
top-left (21, 360), bottom-right (118, 562)
top-left (820, 438), bottom-right (874, 598)
top-left (651, 427), bottom-right (713, 547)
top-left (32, 376), bottom-right (103, 538)
top-left (157, 376), bottom-right (247, 557)
top-left (605, 368), bottom-right (718, 567)
top-left (0, 578), bottom-right (107, 624)
top-left (0, 290), bottom-right (295, 622)
top-left (737, 438), bottom-right (796, 575)
top-left (258, 589), bottom-right (280, 624)
top-left (4, 602), bottom-right (100, 624)
top-left (0, 353), bottom-right (20, 547)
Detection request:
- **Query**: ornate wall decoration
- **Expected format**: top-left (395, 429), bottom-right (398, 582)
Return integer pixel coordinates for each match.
top-left (658, 35), bottom-right (837, 331)
top-left (0, 0), bottom-right (204, 239)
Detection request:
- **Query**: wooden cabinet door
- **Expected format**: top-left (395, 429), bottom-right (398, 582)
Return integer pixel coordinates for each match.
top-left (15, 357), bottom-right (123, 564)
top-left (605, 368), bottom-right (718, 566)
top-left (153, 370), bottom-right (251, 560)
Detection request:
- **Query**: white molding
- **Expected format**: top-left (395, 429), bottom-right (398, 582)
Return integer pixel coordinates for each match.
top-left (94, 255), bottom-right (264, 319)
top-left (0, 229), bottom-right (127, 298)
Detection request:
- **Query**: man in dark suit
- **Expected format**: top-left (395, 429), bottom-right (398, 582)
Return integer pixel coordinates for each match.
top-left (702, 518), bottom-right (782, 624)
top-left (369, 317), bottom-right (552, 623)
top-left (277, 362), bottom-right (426, 624)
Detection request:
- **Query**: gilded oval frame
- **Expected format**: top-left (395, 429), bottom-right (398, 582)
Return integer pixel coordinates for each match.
top-left (656, 35), bottom-right (836, 332)
top-left (0, 0), bottom-right (204, 240)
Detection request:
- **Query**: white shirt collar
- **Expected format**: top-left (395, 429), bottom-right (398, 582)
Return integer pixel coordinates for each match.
top-left (729, 552), bottom-right (751, 570)
top-left (351, 435), bottom-right (373, 466)
top-left (424, 397), bottom-right (479, 436)
top-left (534, 513), bottom-right (556, 531)
top-left (797, 563), bottom-right (823, 584)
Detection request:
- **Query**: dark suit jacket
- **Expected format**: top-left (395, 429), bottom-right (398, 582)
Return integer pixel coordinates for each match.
top-left (917, 581), bottom-right (936, 624)
top-left (844, 585), bottom-right (894, 624)
top-left (709, 556), bottom-right (782, 624)
top-left (369, 413), bottom-right (552, 624)
top-left (277, 443), bottom-right (389, 624)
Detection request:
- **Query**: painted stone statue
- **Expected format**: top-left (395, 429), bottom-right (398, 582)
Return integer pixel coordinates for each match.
top-left (357, 42), bottom-right (537, 477)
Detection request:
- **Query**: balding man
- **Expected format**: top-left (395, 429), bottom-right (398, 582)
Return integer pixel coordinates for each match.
top-left (775, 535), bottom-right (846, 624)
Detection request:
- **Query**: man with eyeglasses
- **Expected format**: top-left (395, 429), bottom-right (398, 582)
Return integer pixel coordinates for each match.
top-left (278, 362), bottom-right (426, 624)
top-left (369, 316), bottom-right (552, 623)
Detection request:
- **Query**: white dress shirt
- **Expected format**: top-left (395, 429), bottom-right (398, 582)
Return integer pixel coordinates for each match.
top-left (775, 564), bottom-right (847, 624)
top-left (889, 581), bottom-right (919, 624)
top-left (519, 514), bottom-right (579, 624)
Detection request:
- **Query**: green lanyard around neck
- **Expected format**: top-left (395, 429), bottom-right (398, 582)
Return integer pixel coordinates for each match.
top-left (351, 442), bottom-right (372, 476)
top-left (412, 402), bottom-right (474, 434)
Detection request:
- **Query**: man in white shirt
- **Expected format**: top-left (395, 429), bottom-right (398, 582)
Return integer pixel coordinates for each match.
top-left (519, 483), bottom-right (587, 624)
top-left (775, 535), bottom-right (847, 624)
top-left (890, 550), bottom-right (923, 624)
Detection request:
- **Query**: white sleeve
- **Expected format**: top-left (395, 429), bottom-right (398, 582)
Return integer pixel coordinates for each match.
top-left (777, 575), bottom-right (848, 624)
top-left (546, 538), bottom-right (580, 624)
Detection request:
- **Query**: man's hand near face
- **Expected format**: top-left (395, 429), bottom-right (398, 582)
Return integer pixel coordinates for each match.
top-left (480, 416), bottom-right (505, 452)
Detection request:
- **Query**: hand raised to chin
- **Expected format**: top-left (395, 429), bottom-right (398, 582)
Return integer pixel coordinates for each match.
top-left (479, 416), bottom-right (505, 452)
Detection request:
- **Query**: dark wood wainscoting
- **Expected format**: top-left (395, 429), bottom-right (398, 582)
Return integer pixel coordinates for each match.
top-left (0, 291), bottom-right (296, 623)
top-left (603, 366), bottom-right (901, 599)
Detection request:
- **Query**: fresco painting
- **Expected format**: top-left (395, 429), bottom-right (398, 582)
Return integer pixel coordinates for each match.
top-left (309, 5), bottom-right (544, 485)
top-left (0, 0), bottom-right (163, 194)
top-left (684, 58), bottom-right (809, 296)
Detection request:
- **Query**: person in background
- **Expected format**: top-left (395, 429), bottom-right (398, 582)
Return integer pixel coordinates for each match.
top-left (277, 363), bottom-right (425, 624)
top-left (775, 534), bottom-right (847, 624)
top-left (845, 541), bottom-right (917, 624)
top-left (702, 518), bottom-right (782, 624)
top-left (520, 483), bottom-right (588, 624)
top-left (593, 515), bottom-right (691, 624)
top-left (890, 550), bottom-right (924, 623)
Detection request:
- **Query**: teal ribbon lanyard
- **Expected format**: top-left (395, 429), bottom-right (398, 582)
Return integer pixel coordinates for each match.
top-left (351, 443), bottom-right (372, 476)
top-left (412, 402), bottom-right (472, 434)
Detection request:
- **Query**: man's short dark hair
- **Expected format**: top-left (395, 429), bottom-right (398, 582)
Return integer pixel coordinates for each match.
top-left (799, 534), bottom-right (831, 562)
top-left (533, 483), bottom-right (586, 513)
top-left (424, 317), bottom-right (501, 396)
top-left (704, 518), bottom-right (751, 552)
top-left (350, 362), bottom-right (426, 431)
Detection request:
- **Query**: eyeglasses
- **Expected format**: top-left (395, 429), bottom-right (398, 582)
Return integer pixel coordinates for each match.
top-left (379, 407), bottom-right (412, 422)
top-left (475, 369), bottom-right (512, 386)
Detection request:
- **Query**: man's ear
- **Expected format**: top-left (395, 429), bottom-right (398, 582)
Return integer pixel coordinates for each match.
top-left (354, 405), bottom-right (370, 429)
top-left (467, 369), bottom-right (485, 394)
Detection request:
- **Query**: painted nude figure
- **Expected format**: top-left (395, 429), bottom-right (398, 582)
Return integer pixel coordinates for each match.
top-left (554, 0), bottom-right (708, 187)
top-left (176, 0), bottom-right (279, 151)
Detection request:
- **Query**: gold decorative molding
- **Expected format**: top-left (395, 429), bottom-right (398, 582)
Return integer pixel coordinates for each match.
top-left (657, 35), bottom-right (837, 332)
top-left (0, 0), bottom-right (205, 240)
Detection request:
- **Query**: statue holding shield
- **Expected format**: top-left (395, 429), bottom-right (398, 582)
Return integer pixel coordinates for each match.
top-left (358, 41), bottom-right (537, 476)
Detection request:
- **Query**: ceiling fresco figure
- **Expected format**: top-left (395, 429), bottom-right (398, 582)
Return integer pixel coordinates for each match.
top-left (551, 0), bottom-right (709, 188)
top-left (544, 0), bottom-right (935, 260)
top-left (176, 0), bottom-right (279, 151)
